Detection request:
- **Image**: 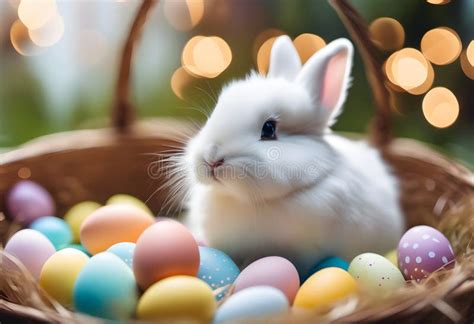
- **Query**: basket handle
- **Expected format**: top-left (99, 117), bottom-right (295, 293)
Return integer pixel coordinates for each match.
top-left (113, 0), bottom-right (393, 147)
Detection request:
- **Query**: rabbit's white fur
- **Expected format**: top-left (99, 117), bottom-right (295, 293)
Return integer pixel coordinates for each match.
top-left (182, 36), bottom-right (404, 273)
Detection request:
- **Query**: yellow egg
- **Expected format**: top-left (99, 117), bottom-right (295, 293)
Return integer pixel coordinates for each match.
top-left (385, 249), bottom-right (398, 267)
top-left (107, 194), bottom-right (153, 216)
top-left (293, 267), bottom-right (357, 310)
top-left (64, 201), bottom-right (101, 242)
top-left (39, 248), bottom-right (89, 306)
top-left (137, 276), bottom-right (216, 321)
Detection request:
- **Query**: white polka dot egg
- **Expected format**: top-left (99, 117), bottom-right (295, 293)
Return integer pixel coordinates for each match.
top-left (398, 225), bottom-right (455, 282)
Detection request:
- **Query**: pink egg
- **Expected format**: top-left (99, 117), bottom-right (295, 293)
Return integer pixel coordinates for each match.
top-left (233, 256), bottom-right (300, 304)
top-left (398, 225), bottom-right (455, 282)
top-left (4, 229), bottom-right (56, 279)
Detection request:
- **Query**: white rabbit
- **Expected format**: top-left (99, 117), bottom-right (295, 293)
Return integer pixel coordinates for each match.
top-left (181, 35), bottom-right (404, 274)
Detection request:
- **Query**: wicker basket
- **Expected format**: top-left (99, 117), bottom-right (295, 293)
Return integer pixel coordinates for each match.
top-left (1, 0), bottom-right (473, 322)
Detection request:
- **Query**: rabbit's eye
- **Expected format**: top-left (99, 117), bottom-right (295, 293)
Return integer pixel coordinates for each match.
top-left (261, 119), bottom-right (277, 140)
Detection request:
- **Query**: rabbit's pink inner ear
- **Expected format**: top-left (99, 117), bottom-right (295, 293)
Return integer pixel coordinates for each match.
top-left (321, 52), bottom-right (348, 112)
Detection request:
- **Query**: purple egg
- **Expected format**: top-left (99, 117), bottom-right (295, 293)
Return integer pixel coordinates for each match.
top-left (398, 225), bottom-right (455, 282)
top-left (6, 180), bottom-right (55, 225)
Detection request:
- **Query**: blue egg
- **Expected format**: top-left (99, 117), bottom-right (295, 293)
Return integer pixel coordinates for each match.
top-left (302, 256), bottom-right (349, 281)
top-left (214, 286), bottom-right (289, 323)
top-left (73, 252), bottom-right (137, 320)
top-left (107, 242), bottom-right (135, 268)
top-left (197, 247), bottom-right (240, 300)
top-left (30, 216), bottom-right (72, 249)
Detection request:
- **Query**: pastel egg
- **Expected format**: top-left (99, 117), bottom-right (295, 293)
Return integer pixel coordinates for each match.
top-left (6, 180), bottom-right (55, 225)
top-left (73, 252), bottom-right (137, 320)
top-left (133, 221), bottom-right (200, 289)
top-left (107, 242), bottom-right (135, 268)
top-left (214, 286), bottom-right (289, 323)
top-left (80, 204), bottom-right (154, 255)
top-left (30, 216), bottom-right (72, 249)
top-left (4, 229), bottom-right (56, 279)
top-left (64, 201), bottom-right (101, 243)
top-left (398, 225), bottom-right (455, 281)
top-left (197, 247), bottom-right (239, 300)
top-left (304, 256), bottom-right (349, 281)
top-left (107, 194), bottom-right (153, 215)
top-left (234, 256), bottom-right (300, 304)
top-left (385, 249), bottom-right (398, 266)
top-left (39, 248), bottom-right (89, 306)
top-left (348, 253), bottom-right (405, 295)
top-left (293, 267), bottom-right (357, 310)
top-left (137, 276), bottom-right (216, 321)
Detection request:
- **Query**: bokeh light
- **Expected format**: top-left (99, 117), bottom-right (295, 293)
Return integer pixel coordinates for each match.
top-left (182, 36), bottom-right (232, 78)
top-left (10, 19), bottom-right (43, 56)
top-left (422, 87), bottom-right (459, 128)
top-left (171, 67), bottom-right (197, 100)
top-left (369, 17), bottom-right (405, 52)
top-left (18, 0), bottom-right (57, 30)
top-left (467, 41), bottom-right (474, 66)
top-left (257, 37), bottom-right (277, 75)
top-left (253, 28), bottom-right (284, 61)
top-left (406, 60), bottom-right (434, 95)
top-left (460, 50), bottom-right (474, 80)
top-left (293, 33), bottom-right (326, 63)
top-left (387, 48), bottom-right (430, 92)
top-left (426, 0), bottom-right (450, 4)
top-left (163, 0), bottom-right (204, 31)
top-left (28, 13), bottom-right (64, 47)
top-left (421, 27), bottom-right (461, 65)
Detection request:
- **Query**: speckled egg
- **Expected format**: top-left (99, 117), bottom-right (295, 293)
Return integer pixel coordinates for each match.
top-left (107, 242), bottom-right (135, 268)
top-left (4, 229), bottom-right (56, 279)
top-left (6, 180), bottom-right (55, 225)
top-left (64, 201), bottom-right (101, 243)
top-left (234, 256), bottom-right (300, 304)
top-left (293, 267), bottom-right (357, 310)
top-left (80, 204), bottom-right (154, 254)
top-left (133, 221), bottom-right (200, 289)
top-left (39, 248), bottom-right (89, 306)
top-left (348, 253), bottom-right (405, 294)
top-left (107, 194), bottom-right (153, 215)
top-left (214, 286), bottom-right (289, 323)
top-left (137, 276), bottom-right (216, 321)
top-left (398, 225), bottom-right (455, 281)
top-left (197, 247), bottom-right (239, 300)
top-left (30, 216), bottom-right (72, 249)
top-left (73, 252), bottom-right (138, 320)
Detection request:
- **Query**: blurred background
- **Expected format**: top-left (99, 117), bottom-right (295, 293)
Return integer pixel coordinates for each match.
top-left (0, 0), bottom-right (473, 165)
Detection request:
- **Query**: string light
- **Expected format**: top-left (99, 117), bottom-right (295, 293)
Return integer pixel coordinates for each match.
top-left (18, 0), bottom-right (57, 30)
top-left (28, 13), bottom-right (64, 47)
top-left (422, 87), bottom-right (459, 128)
top-left (369, 17), bottom-right (405, 52)
top-left (293, 33), bottom-right (326, 63)
top-left (163, 0), bottom-right (204, 31)
top-left (421, 27), bottom-right (461, 65)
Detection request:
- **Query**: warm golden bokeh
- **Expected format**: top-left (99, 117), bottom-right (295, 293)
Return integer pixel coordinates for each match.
top-left (426, 0), bottom-right (451, 4)
top-left (406, 60), bottom-right (434, 95)
top-left (421, 27), bottom-right (461, 65)
top-left (467, 41), bottom-right (474, 66)
top-left (422, 87), bottom-right (459, 128)
top-left (460, 50), bottom-right (474, 80)
top-left (28, 13), bottom-right (64, 47)
top-left (171, 67), bottom-right (197, 100)
top-left (18, 0), bottom-right (57, 30)
top-left (182, 36), bottom-right (232, 78)
top-left (17, 167), bottom-right (31, 179)
top-left (257, 37), bottom-right (277, 75)
top-left (369, 17), bottom-right (405, 52)
top-left (253, 28), bottom-right (284, 61)
top-left (293, 33), bottom-right (326, 63)
top-left (388, 48), bottom-right (430, 91)
top-left (163, 0), bottom-right (205, 31)
top-left (10, 19), bottom-right (43, 56)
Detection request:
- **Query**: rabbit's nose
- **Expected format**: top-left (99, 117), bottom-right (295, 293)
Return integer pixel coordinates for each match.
top-left (208, 158), bottom-right (225, 169)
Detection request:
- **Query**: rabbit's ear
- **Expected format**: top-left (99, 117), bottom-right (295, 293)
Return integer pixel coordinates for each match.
top-left (267, 35), bottom-right (302, 80)
top-left (296, 38), bottom-right (353, 128)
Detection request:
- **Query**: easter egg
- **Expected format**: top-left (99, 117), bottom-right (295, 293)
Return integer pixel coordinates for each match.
top-left (137, 276), bottom-right (216, 321)
top-left (80, 204), bottom-right (154, 255)
top-left (4, 229), bottom-right (56, 279)
top-left (348, 253), bottom-right (405, 294)
top-left (293, 268), bottom-right (357, 310)
top-left (64, 201), bottom-right (101, 242)
top-left (398, 225), bottom-right (455, 281)
top-left (197, 247), bottom-right (239, 299)
top-left (133, 221), bottom-right (200, 289)
top-left (385, 249), bottom-right (398, 266)
top-left (107, 242), bottom-right (135, 268)
top-left (6, 180), bottom-right (55, 225)
top-left (30, 216), bottom-right (72, 249)
top-left (107, 194), bottom-right (153, 215)
top-left (63, 244), bottom-right (91, 256)
top-left (234, 256), bottom-right (300, 304)
top-left (73, 252), bottom-right (137, 320)
top-left (303, 256), bottom-right (349, 281)
top-left (39, 248), bottom-right (89, 306)
top-left (214, 286), bottom-right (289, 323)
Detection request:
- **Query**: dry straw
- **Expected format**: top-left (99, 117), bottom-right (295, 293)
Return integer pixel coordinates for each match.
top-left (1, 0), bottom-right (473, 322)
